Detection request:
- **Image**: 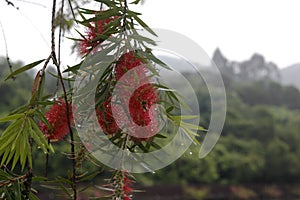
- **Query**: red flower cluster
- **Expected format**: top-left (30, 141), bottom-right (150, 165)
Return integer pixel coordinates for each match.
top-left (96, 96), bottom-right (123, 135)
top-left (115, 51), bottom-right (147, 81)
top-left (96, 52), bottom-right (159, 141)
top-left (40, 98), bottom-right (73, 141)
top-left (129, 83), bottom-right (158, 126)
top-left (79, 13), bottom-right (117, 55)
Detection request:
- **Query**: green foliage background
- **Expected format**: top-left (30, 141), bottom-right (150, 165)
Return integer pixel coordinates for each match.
top-left (1, 55), bottom-right (300, 193)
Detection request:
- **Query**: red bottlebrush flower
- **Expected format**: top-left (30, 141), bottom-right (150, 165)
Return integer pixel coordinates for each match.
top-left (79, 13), bottom-right (117, 55)
top-left (129, 83), bottom-right (158, 126)
top-left (124, 195), bottom-right (132, 200)
top-left (124, 176), bottom-right (133, 185)
top-left (40, 98), bottom-right (73, 141)
top-left (96, 51), bottom-right (159, 141)
top-left (123, 185), bottom-right (133, 194)
top-left (96, 97), bottom-right (122, 135)
top-left (122, 171), bottom-right (134, 199)
top-left (115, 51), bottom-right (147, 81)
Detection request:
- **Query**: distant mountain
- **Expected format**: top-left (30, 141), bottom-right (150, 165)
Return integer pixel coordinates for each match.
top-left (281, 64), bottom-right (300, 89)
top-left (212, 48), bottom-right (280, 83)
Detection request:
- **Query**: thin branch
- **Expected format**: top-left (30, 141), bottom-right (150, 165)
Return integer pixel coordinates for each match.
top-left (58, 0), bottom-right (65, 65)
top-left (51, 0), bottom-right (57, 55)
top-left (0, 20), bottom-right (15, 80)
top-left (0, 174), bottom-right (28, 188)
top-left (51, 0), bottom-right (77, 198)
top-left (67, 0), bottom-right (76, 20)
top-left (4, 0), bottom-right (19, 9)
top-left (55, 59), bottom-right (77, 200)
top-left (23, 138), bottom-right (33, 200)
top-left (121, 0), bottom-right (128, 32)
top-left (45, 138), bottom-right (50, 178)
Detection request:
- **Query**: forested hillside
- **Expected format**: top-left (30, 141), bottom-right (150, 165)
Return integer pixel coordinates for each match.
top-left (1, 55), bottom-right (300, 199)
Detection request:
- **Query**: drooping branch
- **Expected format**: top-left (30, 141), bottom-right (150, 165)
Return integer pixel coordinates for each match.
top-left (0, 21), bottom-right (15, 80)
top-left (50, 0), bottom-right (77, 199)
top-left (4, 0), bottom-right (19, 9)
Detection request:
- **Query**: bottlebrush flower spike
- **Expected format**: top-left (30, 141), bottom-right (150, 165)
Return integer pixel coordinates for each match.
top-left (79, 12), bottom-right (118, 55)
top-left (115, 52), bottom-right (158, 125)
top-left (129, 83), bottom-right (158, 126)
top-left (40, 98), bottom-right (73, 141)
top-left (96, 51), bottom-right (159, 142)
top-left (96, 97), bottom-right (123, 136)
top-left (115, 51), bottom-right (147, 81)
top-left (124, 195), bottom-right (132, 200)
top-left (122, 172), bottom-right (134, 200)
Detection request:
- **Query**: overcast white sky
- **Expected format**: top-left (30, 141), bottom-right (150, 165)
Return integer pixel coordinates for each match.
top-left (0, 0), bottom-right (299, 68)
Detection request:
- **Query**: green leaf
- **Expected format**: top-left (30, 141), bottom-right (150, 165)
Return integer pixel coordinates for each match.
top-left (0, 118), bottom-right (22, 139)
top-left (1, 148), bottom-right (11, 166)
top-left (27, 138), bottom-right (32, 168)
top-left (181, 127), bottom-right (200, 145)
top-left (130, 0), bottom-right (141, 4)
top-left (166, 106), bottom-right (174, 113)
top-left (66, 36), bottom-right (84, 42)
top-left (154, 133), bottom-right (167, 139)
top-left (129, 34), bottom-right (156, 45)
top-left (11, 138), bottom-right (21, 170)
top-left (0, 113), bottom-right (25, 122)
top-left (150, 141), bottom-right (161, 149)
top-left (137, 143), bottom-right (149, 153)
top-left (20, 129), bottom-right (28, 170)
top-left (5, 59), bottom-right (45, 80)
top-left (15, 179), bottom-right (22, 200)
top-left (9, 104), bottom-right (29, 115)
top-left (181, 121), bottom-right (205, 131)
top-left (63, 62), bottom-right (82, 73)
top-left (29, 192), bottom-right (40, 200)
top-left (172, 115), bottom-right (199, 121)
top-left (34, 110), bottom-right (52, 130)
top-left (29, 118), bottom-right (53, 153)
top-left (78, 171), bottom-right (100, 182)
top-left (57, 182), bottom-right (72, 197)
top-left (81, 8), bottom-right (121, 24)
top-left (5, 146), bottom-right (16, 167)
top-left (136, 50), bottom-right (171, 70)
top-left (128, 11), bottom-right (157, 36)
top-left (0, 168), bottom-right (11, 178)
top-left (0, 123), bottom-right (19, 152)
top-left (32, 176), bottom-right (48, 182)
top-left (78, 8), bottom-right (98, 15)
top-left (94, 0), bottom-right (118, 7)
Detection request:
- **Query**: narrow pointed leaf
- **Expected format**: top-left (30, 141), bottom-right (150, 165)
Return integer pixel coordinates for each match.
top-left (0, 113), bottom-right (25, 122)
top-left (5, 59), bottom-right (45, 80)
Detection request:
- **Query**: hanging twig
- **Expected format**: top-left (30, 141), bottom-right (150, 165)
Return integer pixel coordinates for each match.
top-left (67, 0), bottom-right (75, 20)
top-left (23, 137), bottom-right (33, 200)
top-left (51, 0), bottom-right (77, 199)
top-left (0, 20), bottom-right (15, 80)
top-left (4, 0), bottom-right (19, 9)
top-left (58, 0), bottom-right (65, 65)
top-left (0, 174), bottom-right (28, 188)
top-left (121, 0), bottom-right (128, 32)
top-left (45, 138), bottom-right (50, 178)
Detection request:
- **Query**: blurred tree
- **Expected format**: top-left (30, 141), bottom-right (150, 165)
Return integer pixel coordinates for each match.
top-left (0, 57), bottom-right (31, 116)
